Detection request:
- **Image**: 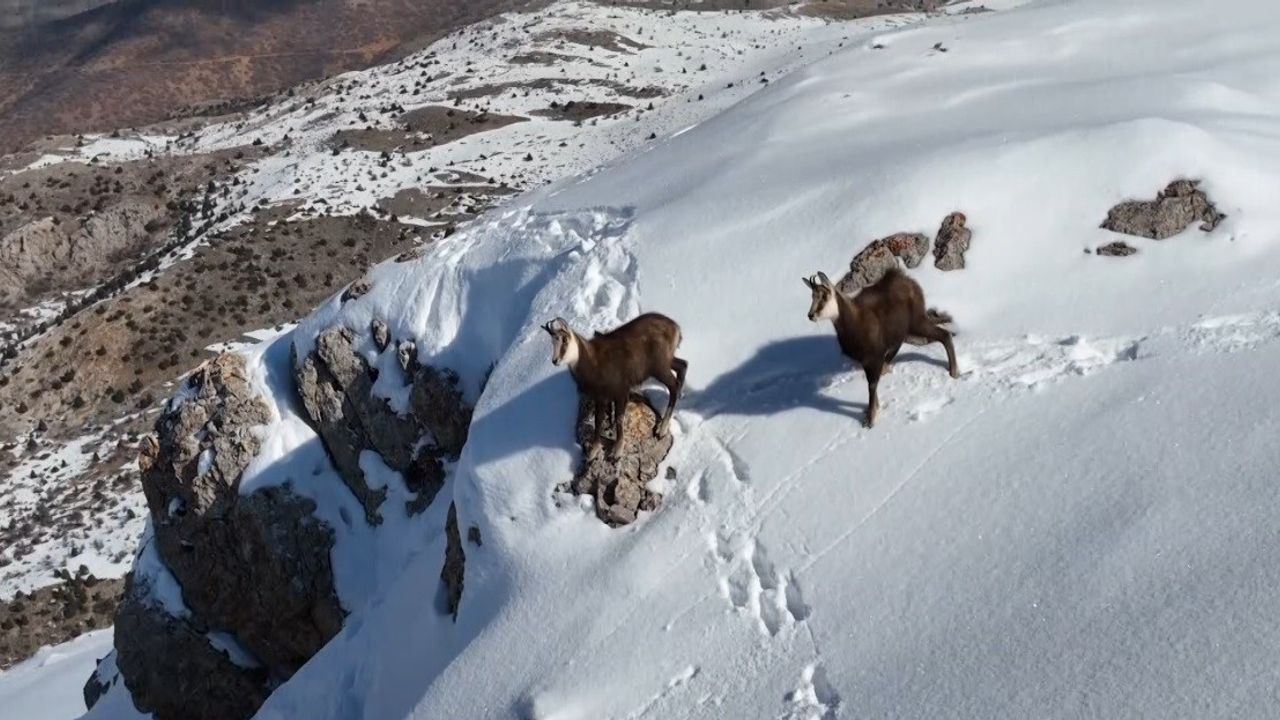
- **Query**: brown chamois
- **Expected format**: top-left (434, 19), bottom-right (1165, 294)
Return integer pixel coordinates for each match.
top-left (804, 269), bottom-right (958, 428)
top-left (542, 313), bottom-right (688, 461)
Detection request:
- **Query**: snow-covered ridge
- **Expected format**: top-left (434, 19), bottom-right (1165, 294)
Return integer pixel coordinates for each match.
top-left (61, 0), bottom-right (1280, 717)
top-left (227, 0), bottom-right (1280, 718)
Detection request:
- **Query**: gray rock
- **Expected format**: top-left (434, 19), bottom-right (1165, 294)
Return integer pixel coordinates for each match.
top-left (294, 326), bottom-right (472, 521)
top-left (441, 503), bottom-right (465, 620)
top-left (836, 232), bottom-right (930, 295)
top-left (294, 327), bottom-right (414, 523)
top-left (1096, 240), bottom-right (1138, 257)
top-left (132, 352), bottom-right (344, 716)
top-left (113, 570), bottom-right (269, 720)
top-left (560, 394), bottom-right (671, 527)
top-left (1102, 179), bottom-right (1225, 240)
top-left (933, 212), bottom-right (972, 271)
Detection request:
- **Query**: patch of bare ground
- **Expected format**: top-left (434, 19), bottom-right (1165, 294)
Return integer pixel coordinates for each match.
top-left (0, 0), bottom-right (537, 153)
top-left (536, 28), bottom-right (648, 53)
top-left (510, 50), bottom-right (593, 66)
top-left (531, 100), bottom-right (634, 122)
top-left (599, 0), bottom-right (950, 16)
top-left (1, 572), bottom-right (124, 670)
top-left (377, 183), bottom-right (515, 225)
top-left (450, 78), bottom-right (663, 103)
top-left (0, 147), bottom-right (265, 332)
top-left (0, 208), bottom-right (428, 444)
top-left (331, 106), bottom-right (526, 153)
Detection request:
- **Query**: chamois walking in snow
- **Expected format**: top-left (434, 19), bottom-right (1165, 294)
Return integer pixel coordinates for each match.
top-left (804, 269), bottom-right (958, 428)
top-left (542, 314), bottom-right (688, 461)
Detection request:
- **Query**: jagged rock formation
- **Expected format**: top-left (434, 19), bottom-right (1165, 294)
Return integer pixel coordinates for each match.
top-left (1101, 179), bottom-right (1225, 239)
top-left (112, 570), bottom-right (270, 720)
top-left (933, 211), bottom-right (972, 271)
top-left (836, 232), bottom-right (930, 295)
top-left (98, 353), bottom-right (342, 719)
top-left (294, 324), bottom-right (472, 521)
top-left (96, 331), bottom-right (476, 719)
top-left (559, 394), bottom-right (672, 527)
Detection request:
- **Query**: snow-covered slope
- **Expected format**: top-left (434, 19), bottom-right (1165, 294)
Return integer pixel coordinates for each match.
top-left (86, 0), bottom-right (1280, 717)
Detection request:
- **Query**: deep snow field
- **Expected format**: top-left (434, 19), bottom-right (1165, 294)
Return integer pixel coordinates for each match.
top-left (11, 0), bottom-right (1280, 717)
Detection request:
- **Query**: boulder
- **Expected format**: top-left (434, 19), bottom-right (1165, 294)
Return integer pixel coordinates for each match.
top-left (836, 232), bottom-right (930, 295)
top-left (1096, 240), bottom-right (1138, 257)
top-left (559, 394), bottom-right (671, 527)
top-left (933, 212), bottom-right (972, 271)
top-left (1101, 179), bottom-right (1225, 239)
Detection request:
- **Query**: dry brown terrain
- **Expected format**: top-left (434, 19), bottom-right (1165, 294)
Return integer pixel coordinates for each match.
top-left (0, 0), bottom-right (534, 153)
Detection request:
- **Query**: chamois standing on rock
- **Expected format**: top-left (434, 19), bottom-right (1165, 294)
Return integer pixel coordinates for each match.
top-left (542, 313), bottom-right (688, 461)
top-left (805, 268), bottom-right (958, 428)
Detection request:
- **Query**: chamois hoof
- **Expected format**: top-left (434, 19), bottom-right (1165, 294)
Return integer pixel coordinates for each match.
top-left (949, 368), bottom-right (960, 379)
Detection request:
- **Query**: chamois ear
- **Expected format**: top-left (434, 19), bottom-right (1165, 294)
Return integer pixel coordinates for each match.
top-left (815, 271), bottom-right (833, 288)
top-left (802, 276), bottom-right (816, 289)
top-left (540, 321), bottom-right (556, 336)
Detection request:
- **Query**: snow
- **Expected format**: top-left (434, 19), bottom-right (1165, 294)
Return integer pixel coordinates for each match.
top-left (61, 0), bottom-right (1280, 717)
top-left (0, 629), bottom-right (116, 720)
top-left (242, 0), bottom-right (1280, 718)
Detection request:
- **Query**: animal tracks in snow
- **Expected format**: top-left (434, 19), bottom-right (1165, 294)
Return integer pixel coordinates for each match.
top-left (780, 664), bottom-right (842, 720)
top-left (710, 532), bottom-right (809, 637)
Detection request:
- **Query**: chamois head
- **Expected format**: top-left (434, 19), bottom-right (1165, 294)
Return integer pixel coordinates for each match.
top-left (803, 272), bottom-right (838, 322)
top-left (541, 317), bottom-right (579, 367)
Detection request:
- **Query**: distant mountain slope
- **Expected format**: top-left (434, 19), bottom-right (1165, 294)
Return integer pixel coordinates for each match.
top-left (0, 0), bottom-right (530, 152)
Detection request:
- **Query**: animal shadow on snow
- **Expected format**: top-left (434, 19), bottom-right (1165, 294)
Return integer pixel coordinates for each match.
top-left (688, 335), bottom-right (948, 421)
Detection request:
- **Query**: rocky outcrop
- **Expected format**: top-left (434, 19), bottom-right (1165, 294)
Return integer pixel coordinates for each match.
top-left (1101, 179), bottom-right (1225, 239)
top-left (559, 394), bottom-right (671, 527)
top-left (111, 571), bottom-right (269, 720)
top-left (294, 325), bottom-right (472, 521)
top-left (932, 212), bottom-right (972, 271)
top-left (103, 324), bottom-right (474, 718)
top-left (836, 232), bottom-right (930, 295)
top-left (111, 353), bottom-right (343, 720)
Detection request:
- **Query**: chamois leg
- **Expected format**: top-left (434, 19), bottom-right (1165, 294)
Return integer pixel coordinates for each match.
top-left (587, 398), bottom-right (607, 461)
top-left (864, 361), bottom-right (883, 429)
top-left (883, 342), bottom-right (903, 375)
top-left (608, 395), bottom-right (626, 461)
top-left (911, 318), bottom-right (959, 378)
top-left (654, 365), bottom-right (682, 438)
top-left (672, 357), bottom-right (689, 394)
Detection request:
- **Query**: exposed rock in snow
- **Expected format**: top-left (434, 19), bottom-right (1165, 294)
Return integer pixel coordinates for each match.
top-left (111, 570), bottom-right (268, 720)
top-left (294, 327), bottom-right (418, 522)
top-left (294, 326), bottom-right (473, 521)
top-left (1096, 240), bottom-right (1138, 257)
top-left (1101, 179), bottom-right (1225, 239)
top-left (441, 503), bottom-right (465, 620)
top-left (836, 231), bottom-right (930, 295)
top-left (560, 394), bottom-right (670, 527)
top-left (121, 353), bottom-right (343, 718)
top-left (932, 211), bottom-right (972, 271)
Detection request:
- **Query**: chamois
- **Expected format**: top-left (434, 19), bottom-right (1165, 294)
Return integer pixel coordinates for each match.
top-left (804, 269), bottom-right (958, 428)
top-left (542, 313), bottom-right (688, 461)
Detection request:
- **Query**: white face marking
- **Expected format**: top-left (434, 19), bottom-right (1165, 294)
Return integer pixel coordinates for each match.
top-left (560, 332), bottom-right (580, 367)
top-left (816, 290), bottom-right (839, 321)
top-left (551, 329), bottom-right (580, 367)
